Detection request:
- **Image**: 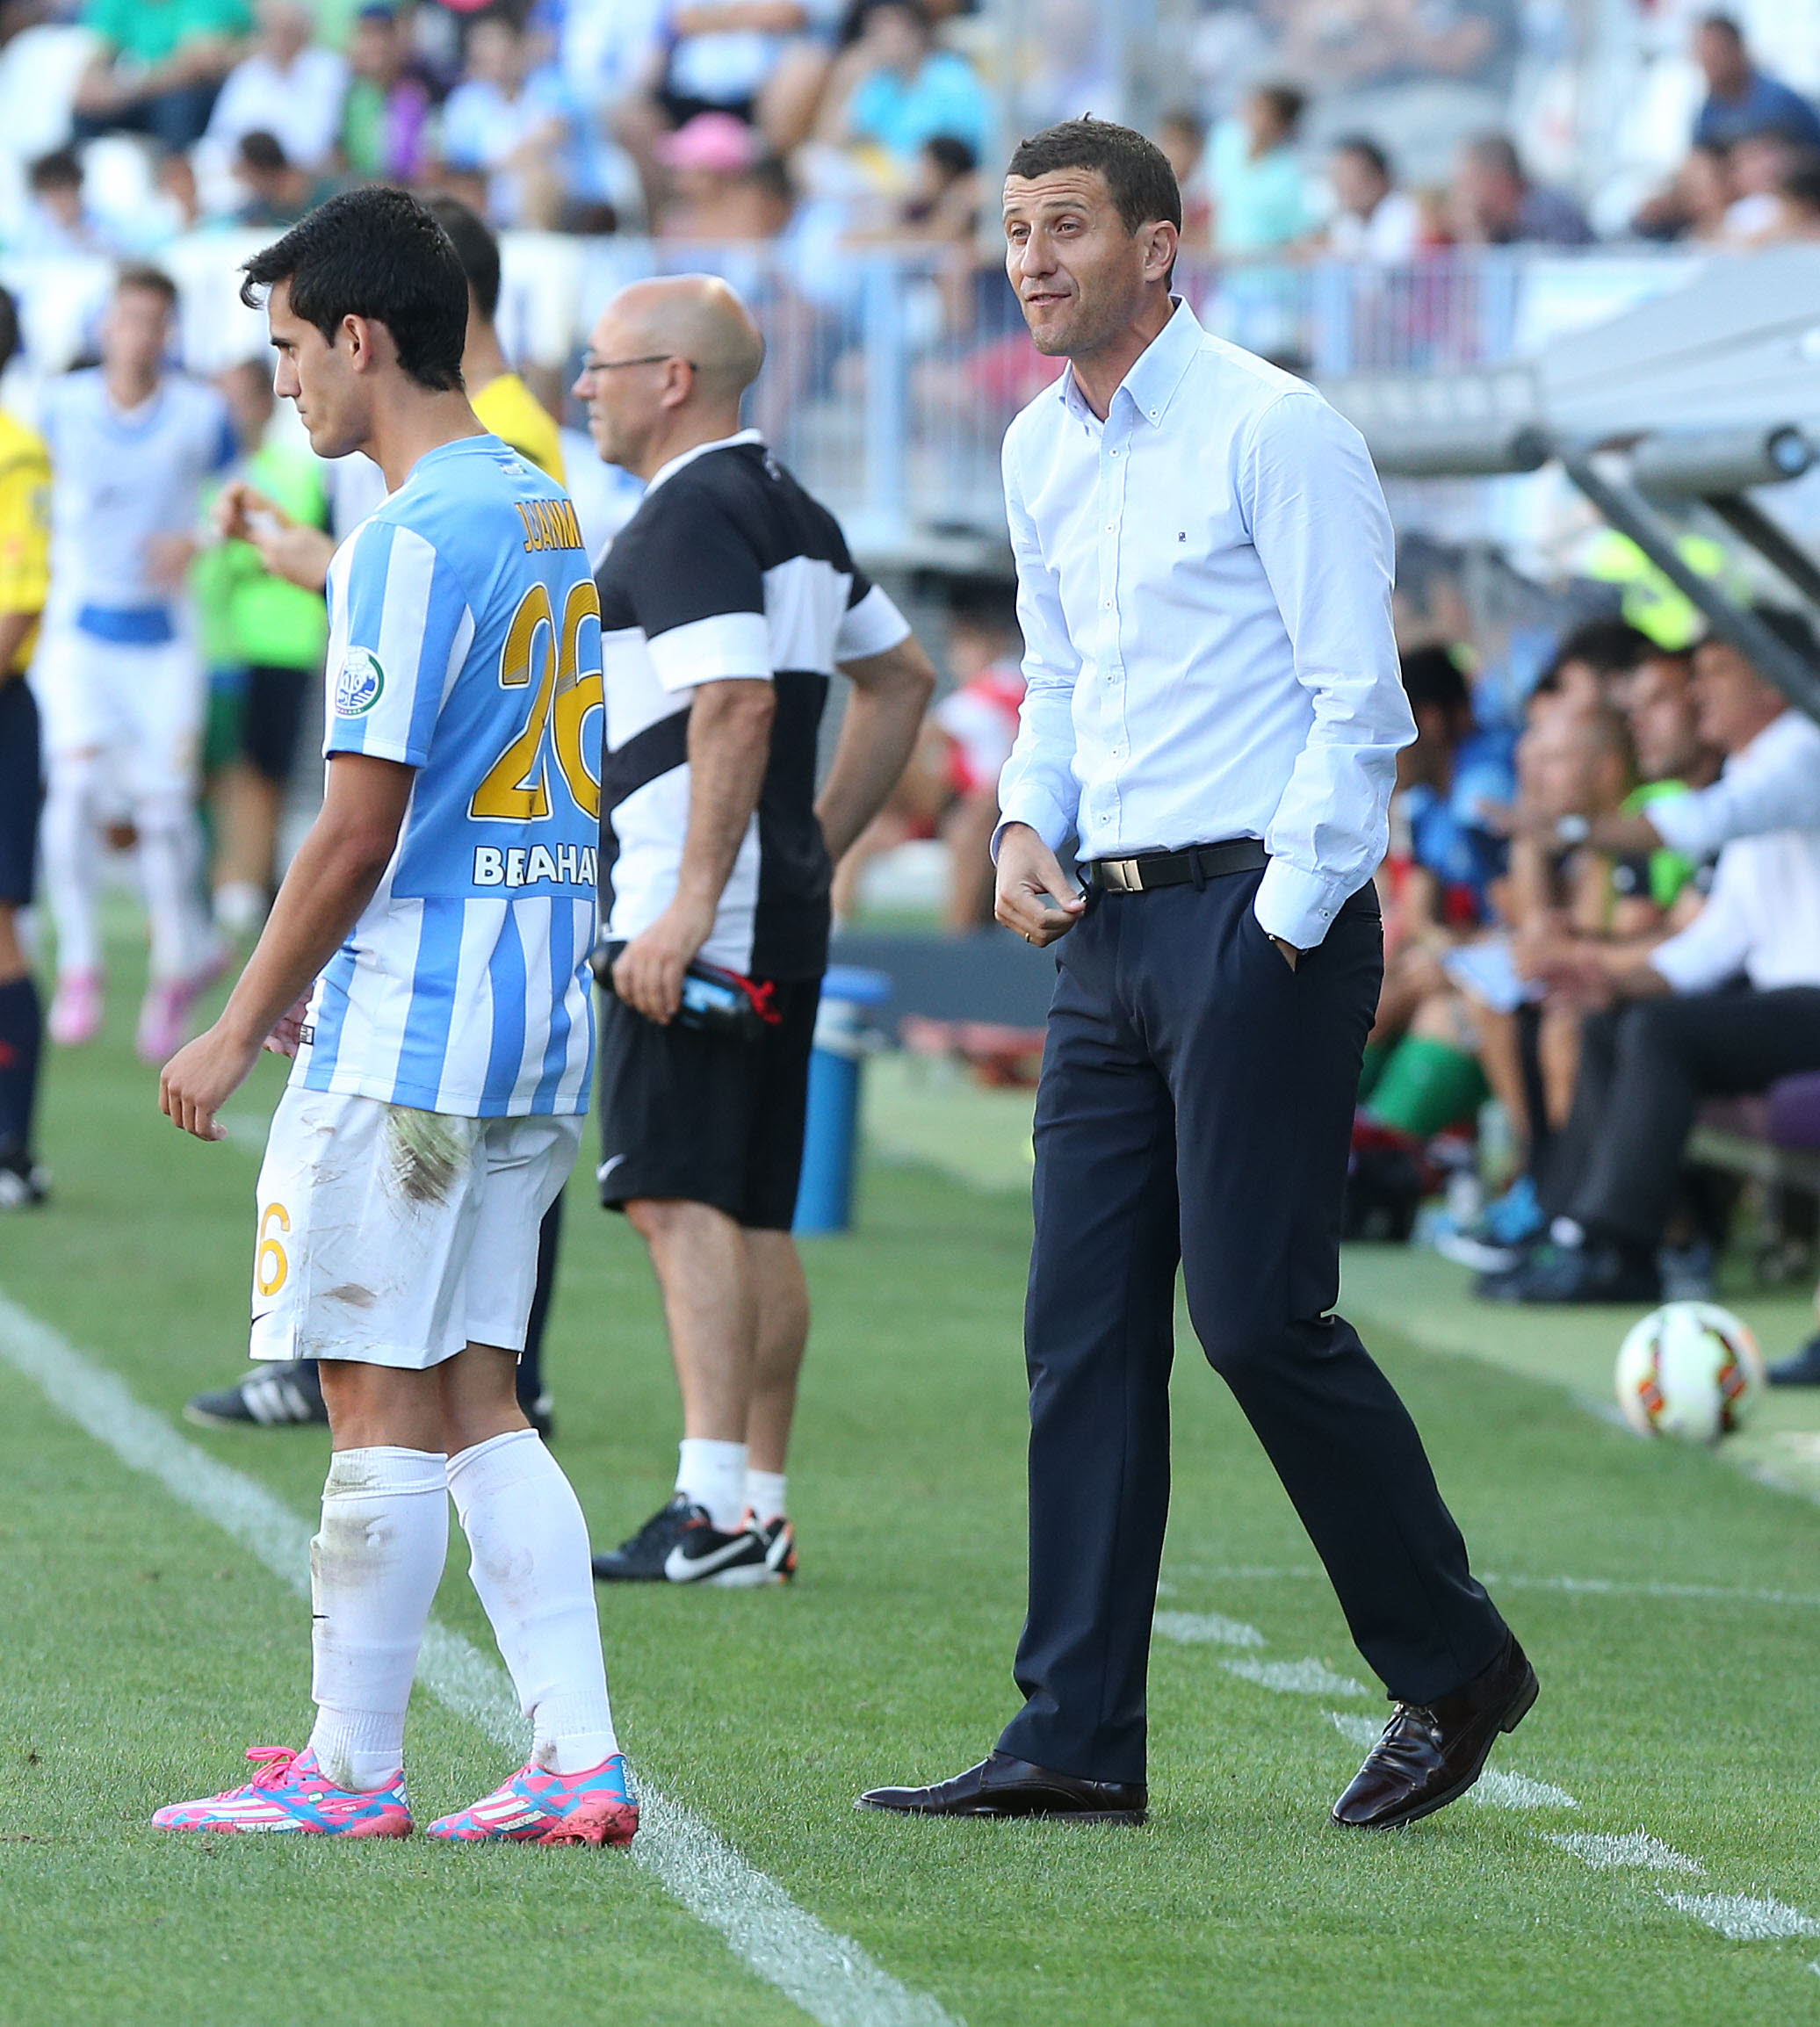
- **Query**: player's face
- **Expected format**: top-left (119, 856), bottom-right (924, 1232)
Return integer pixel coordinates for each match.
top-left (101, 286), bottom-right (172, 379)
top-left (266, 279), bottom-right (366, 458)
top-left (1003, 169), bottom-right (1161, 360)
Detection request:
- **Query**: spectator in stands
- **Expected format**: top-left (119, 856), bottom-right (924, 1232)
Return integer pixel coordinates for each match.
top-left (1766, 153), bottom-right (1820, 241)
top-left (1449, 133), bottom-right (1593, 247)
top-left (1723, 129), bottom-right (1809, 240)
top-left (1156, 110), bottom-right (1211, 251)
top-left (814, 0), bottom-right (991, 178)
top-left (654, 109), bottom-right (762, 237)
top-left (338, 4), bottom-right (433, 182)
top-left (437, 12), bottom-right (573, 229)
top-left (204, 0), bottom-right (348, 172)
top-left (72, 0), bottom-right (250, 151)
top-left (1690, 13), bottom-right (1820, 154)
top-left (1633, 138), bottom-right (1736, 244)
top-left (1485, 614), bottom-right (1820, 1304)
top-left (1206, 83), bottom-right (1312, 255)
top-left (1319, 134), bottom-right (1423, 262)
top-left (228, 129), bottom-right (321, 227)
top-left (10, 148), bottom-right (120, 258)
top-left (880, 132), bottom-right (979, 241)
top-left (1529, 615), bottom-right (1653, 714)
top-left (929, 578), bottom-right (1024, 929)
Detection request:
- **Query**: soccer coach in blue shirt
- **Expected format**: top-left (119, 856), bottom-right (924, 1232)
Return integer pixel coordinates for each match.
top-left (861, 119), bottom-right (1535, 1831)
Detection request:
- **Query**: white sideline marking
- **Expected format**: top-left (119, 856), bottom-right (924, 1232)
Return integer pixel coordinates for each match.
top-left (1660, 1893), bottom-right (1820, 1942)
top-left (1223, 1657), bottom-right (1370, 1699)
top-left (1545, 1831), bottom-right (1701, 1874)
top-left (1153, 1612), bottom-right (1266, 1649)
top-left (1325, 1713), bottom-right (1578, 1811)
top-left (0, 1291), bottom-right (957, 2027)
top-left (1175, 1563), bottom-right (1820, 1612)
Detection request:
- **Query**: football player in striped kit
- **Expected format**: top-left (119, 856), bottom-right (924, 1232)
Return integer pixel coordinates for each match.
top-left (151, 189), bottom-right (632, 1848)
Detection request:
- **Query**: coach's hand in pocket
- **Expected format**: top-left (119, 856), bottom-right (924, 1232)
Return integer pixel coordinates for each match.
top-left (995, 823), bottom-right (1085, 949)
top-left (613, 898), bottom-right (715, 1025)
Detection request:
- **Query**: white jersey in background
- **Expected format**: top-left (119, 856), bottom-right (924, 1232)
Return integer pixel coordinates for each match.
top-left (36, 368), bottom-right (235, 624)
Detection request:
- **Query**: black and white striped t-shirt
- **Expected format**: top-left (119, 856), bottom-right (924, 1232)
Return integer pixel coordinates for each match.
top-left (595, 429), bottom-right (910, 981)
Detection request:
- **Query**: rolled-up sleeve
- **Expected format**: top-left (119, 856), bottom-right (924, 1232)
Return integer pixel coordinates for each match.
top-left (1244, 393), bottom-right (1414, 948)
top-left (993, 429), bottom-right (1083, 859)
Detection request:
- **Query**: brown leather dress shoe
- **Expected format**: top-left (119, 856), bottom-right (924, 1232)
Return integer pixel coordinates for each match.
top-left (856, 1750), bottom-right (1148, 1824)
top-left (1331, 1632), bottom-right (1538, 1830)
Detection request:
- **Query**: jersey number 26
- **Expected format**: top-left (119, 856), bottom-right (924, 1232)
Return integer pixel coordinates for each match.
top-left (470, 578), bottom-right (603, 822)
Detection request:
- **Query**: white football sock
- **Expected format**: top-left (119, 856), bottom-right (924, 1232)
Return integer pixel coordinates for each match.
top-left (40, 757), bottom-right (101, 977)
top-left (449, 1429), bottom-right (618, 1776)
top-left (676, 1436), bottom-right (748, 1532)
top-left (135, 791), bottom-right (210, 982)
top-left (307, 1446), bottom-right (449, 1792)
top-left (746, 1469), bottom-right (788, 1526)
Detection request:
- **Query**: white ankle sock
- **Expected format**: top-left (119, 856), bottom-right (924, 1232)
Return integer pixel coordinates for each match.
top-left (449, 1429), bottom-right (618, 1776)
top-left (746, 1469), bottom-right (788, 1526)
top-left (307, 1446), bottom-right (449, 1792)
top-left (676, 1437), bottom-right (748, 1532)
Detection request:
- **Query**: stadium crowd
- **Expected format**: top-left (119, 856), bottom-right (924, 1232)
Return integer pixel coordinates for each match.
top-left (4, 0), bottom-right (1820, 1405)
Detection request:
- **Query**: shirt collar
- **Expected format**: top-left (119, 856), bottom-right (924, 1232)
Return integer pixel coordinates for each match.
top-left (646, 426), bottom-right (765, 495)
top-left (1055, 296), bottom-right (1204, 430)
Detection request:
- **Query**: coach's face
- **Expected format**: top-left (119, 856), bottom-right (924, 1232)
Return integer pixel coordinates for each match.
top-left (265, 279), bottom-right (368, 460)
top-left (1003, 168), bottom-right (1169, 360)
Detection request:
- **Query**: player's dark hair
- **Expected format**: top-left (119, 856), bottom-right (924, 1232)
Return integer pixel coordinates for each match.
top-left (240, 186), bottom-right (466, 393)
top-left (1332, 133), bottom-right (1391, 184)
top-left (420, 191), bottom-right (502, 323)
top-left (1007, 117), bottom-right (1181, 234)
top-left (0, 285), bottom-right (18, 377)
top-left (115, 261), bottom-right (178, 307)
top-left (1400, 644), bottom-right (1472, 719)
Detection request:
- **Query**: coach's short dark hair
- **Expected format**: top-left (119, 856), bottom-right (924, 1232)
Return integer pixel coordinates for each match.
top-left (420, 191), bottom-right (501, 323)
top-left (0, 285), bottom-right (18, 377)
top-left (1007, 117), bottom-right (1181, 234)
top-left (240, 186), bottom-right (466, 393)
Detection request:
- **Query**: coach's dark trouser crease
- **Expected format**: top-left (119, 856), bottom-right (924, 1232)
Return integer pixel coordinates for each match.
top-left (998, 871), bottom-right (1508, 1785)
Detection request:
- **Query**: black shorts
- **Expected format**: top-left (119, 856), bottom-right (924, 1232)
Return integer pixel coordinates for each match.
top-left (240, 662), bottom-right (313, 786)
top-left (596, 976), bottom-right (820, 1230)
top-left (0, 677), bottom-right (43, 906)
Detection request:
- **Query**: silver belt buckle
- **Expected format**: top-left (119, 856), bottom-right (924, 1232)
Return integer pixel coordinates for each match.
top-left (1100, 856), bottom-right (1142, 893)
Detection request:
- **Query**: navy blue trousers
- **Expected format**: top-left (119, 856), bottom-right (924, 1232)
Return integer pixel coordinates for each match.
top-left (996, 870), bottom-right (1506, 1785)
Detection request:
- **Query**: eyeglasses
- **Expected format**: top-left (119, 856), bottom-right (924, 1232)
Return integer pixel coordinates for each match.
top-left (578, 352), bottom-right (696, 374)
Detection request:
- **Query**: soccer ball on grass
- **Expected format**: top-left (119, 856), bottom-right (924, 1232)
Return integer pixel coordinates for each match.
top-left (1614, 1301), bottom-right (1765, 1445)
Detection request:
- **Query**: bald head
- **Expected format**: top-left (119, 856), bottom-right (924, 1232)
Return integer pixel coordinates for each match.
top-left (610, 275), bottom-right (765, 401)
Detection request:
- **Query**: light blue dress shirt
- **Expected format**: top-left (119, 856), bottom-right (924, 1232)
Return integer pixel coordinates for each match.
top-left (994, 297), bottom-right (1416, 950)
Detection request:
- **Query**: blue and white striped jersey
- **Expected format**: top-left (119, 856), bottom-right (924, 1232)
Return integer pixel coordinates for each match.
top-left (294, 433), bottom-right (603, 1118)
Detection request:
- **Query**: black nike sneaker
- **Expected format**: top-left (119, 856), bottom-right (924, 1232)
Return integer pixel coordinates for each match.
top-left (591, 1493), bottom-right (769, 1586)
top-left (758, 1515), bottom-right (798, 1583)
top-left (0, 1140), bottom-right (48, 1209)
top-left (184, 1360), bottom-right (328, 1429)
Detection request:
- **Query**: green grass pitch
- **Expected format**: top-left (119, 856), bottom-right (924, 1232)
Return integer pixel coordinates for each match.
top-left (4, 941), bottom-right (1820, 2024)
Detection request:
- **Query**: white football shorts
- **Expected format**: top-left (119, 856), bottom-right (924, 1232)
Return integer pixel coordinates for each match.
top-left (249, 1087), bottom-right (581, 1370)
top-left (30, 622), bottom-right (205, 800)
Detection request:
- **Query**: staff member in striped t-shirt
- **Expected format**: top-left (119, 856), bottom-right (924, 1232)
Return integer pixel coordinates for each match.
top-left (579, 275), bottom-right (935, 1589)
top-left (155, 189), bottom-right (636, 1850)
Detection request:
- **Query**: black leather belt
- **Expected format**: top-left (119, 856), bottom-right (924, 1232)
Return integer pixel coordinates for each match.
top-left (1082, 838), bottom-right (1268, 893)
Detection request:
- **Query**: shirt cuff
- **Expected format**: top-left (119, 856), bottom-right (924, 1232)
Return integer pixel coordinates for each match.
top-left (991, 788), bottom-right (1074, 862)
top-left (1641, 789), bottom-right (1714, 862)
top-left (1253, 858), bottom-right (1354, 949)
top-left (1645, 931), bottom-right (1715, 997)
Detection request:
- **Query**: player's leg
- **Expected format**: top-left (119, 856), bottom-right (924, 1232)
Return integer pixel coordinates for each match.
top-left (34, 629), bottom-right (109, 1042)
top-left (0, 676), bottom-right (47, 1205)
top-left (126, 634), bottom-right (218, 1064)
top-left (155, 1093), bottom-right (470, 1836)
top-left (429, 1116), bottom-right (635, 1848)
top-left (591, 991), bottom-right (769, 1584)
top-left (743, 1230), bottom-right (807, 1577)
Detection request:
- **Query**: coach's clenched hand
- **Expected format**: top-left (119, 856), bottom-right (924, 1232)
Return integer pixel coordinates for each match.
top-left (994, 823), bottom-right (1085, 948)
top-left (613, 898), bottom-right (715, 1024)
top-left (160, 1021), bottom-right (264, 1143)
